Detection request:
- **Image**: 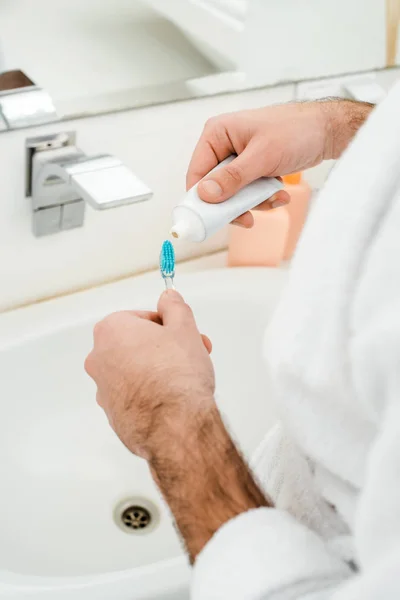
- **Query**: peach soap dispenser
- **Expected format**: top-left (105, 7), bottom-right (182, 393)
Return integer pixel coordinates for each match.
top-left (227, 203), bottom-right (289, 267)
top-left (227, 171), bottom-right (311, 266)
top-left (282, 172), bottom-right (312, 260)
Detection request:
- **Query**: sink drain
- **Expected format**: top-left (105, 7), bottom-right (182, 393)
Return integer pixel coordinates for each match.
top-left (114, 497), bottom-right (160, 535)
top-left (121, 505), bottom-right (152, 530)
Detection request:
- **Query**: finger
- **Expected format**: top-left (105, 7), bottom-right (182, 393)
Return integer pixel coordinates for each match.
top-left (127, 310), bottom-right (162, 325)
top-left (92, 311), bottom-right (160, 345)
top-left (253, 189), bottom-right (291, 211)
top-left (201, 334), bottom-right (212, 354)
top-left (186, 139), bottom-right (225, 190)
top-left (157, 290), bottom-right (198, 332)
top-left (157, 293), bottom-right (210, 350)
top-left (186, 119), bottom-right (233, 190)
top-left (232, 211), bottom-right (254, 228)
top-left (231, 190), bottom-right (290, 227)
top-left (196, 142), bottom-right (266, 204)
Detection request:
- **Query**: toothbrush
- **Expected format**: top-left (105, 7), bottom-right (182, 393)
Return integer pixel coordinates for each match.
top-left (159, 240), bottom-right (176, 290)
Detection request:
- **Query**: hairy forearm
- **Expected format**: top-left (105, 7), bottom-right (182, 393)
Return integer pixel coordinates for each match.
top-left (150, 404), bottom-right (272, 562)
top-left (322, 98), bottom-right (375, 161)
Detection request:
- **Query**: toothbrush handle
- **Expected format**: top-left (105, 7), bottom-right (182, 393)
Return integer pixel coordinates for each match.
top-left (164, 278), bottom-right (175, 290)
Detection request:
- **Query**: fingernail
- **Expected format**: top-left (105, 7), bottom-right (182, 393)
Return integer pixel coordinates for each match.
top-left (271, 199), bottom-right (289, 209)
top-left (200, 179), bottom-right (223, 200)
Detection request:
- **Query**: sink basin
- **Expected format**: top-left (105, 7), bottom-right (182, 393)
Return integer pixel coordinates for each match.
top-left (0, 266), bottom-right (287, 599)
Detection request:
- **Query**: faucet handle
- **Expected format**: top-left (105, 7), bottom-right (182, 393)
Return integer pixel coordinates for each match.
top-left (66, 155), bottom-right (152, 210)
top-left (26, 132), bottom-right (153, 236)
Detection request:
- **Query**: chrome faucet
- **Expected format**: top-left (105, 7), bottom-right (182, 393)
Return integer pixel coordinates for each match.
top-left (26, 132), bottom-right (153, 236)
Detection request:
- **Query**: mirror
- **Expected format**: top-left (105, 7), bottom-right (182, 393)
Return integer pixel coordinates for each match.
top-left (0, 0), bottom-right (251, 131)
top-left (0, 0), bottom-right (394, 132)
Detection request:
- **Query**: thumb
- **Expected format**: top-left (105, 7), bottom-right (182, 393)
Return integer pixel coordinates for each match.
top-left (157, 290), bottom-right (198, 332)
top-left (197, 143), bottom-right (265, 204)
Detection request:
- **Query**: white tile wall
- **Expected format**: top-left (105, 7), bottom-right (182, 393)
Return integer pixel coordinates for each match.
top-left (0, 84), bottom-right (294, 312)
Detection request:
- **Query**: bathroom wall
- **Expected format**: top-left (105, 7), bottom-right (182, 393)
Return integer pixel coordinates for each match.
top-left (0, 84), bottom-right (294, 312)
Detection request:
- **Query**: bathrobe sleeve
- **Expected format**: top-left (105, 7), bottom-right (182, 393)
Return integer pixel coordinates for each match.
top-left (191, 507), bottom-right (351, 599)
top-left (191, 299), bottom-right (400, 599)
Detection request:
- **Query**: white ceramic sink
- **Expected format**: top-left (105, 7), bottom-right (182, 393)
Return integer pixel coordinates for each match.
top-left (0, 266), bottom-right (287, 599)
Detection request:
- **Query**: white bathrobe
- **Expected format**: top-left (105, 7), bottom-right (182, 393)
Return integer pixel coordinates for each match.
top-left (192, 81), bottom-right (400, 599)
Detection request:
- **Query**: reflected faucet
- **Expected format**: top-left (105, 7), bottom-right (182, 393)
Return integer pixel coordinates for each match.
top-left (26, 132), bottom-right (153, 236)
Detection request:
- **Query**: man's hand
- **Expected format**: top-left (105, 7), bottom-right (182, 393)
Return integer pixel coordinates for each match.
top-left (85, 290), bottom-right (215, 461)
top-left (188, 99), bottom-right (374, 227)
top-left (85, 291), bottom-right (271, 561)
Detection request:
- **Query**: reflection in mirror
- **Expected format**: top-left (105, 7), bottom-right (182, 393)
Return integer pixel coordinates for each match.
top-left (0, 69), bottom-right (34, 92)
top-left (0, 1), bottom-right (228, 124)
top-left (0, 0), bottom-right (251, 131)
top-left (0, 69), bottom-right (58, 131)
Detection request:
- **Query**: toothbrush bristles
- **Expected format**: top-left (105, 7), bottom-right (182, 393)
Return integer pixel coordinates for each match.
top-left (160, 240), bottom-right (176, 280)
